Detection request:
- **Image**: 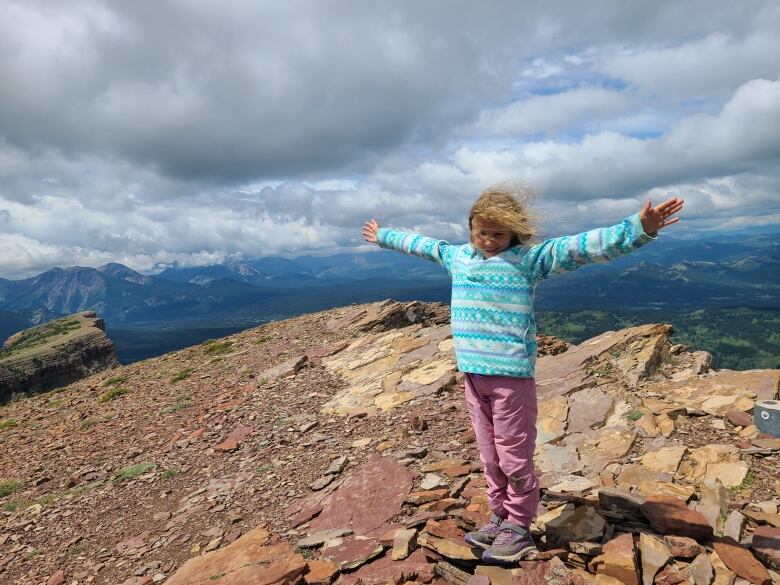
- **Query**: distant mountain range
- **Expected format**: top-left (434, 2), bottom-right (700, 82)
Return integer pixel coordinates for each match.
top-left (1, 232), bottom-right (778, 362)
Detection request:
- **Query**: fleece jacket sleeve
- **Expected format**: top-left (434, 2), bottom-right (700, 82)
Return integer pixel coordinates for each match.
top-left (523, 212), bottom-right (656, 283)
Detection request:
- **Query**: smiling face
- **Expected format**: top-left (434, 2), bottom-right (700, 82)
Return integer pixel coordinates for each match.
top-left (471, 218), bottom-right (514, 258)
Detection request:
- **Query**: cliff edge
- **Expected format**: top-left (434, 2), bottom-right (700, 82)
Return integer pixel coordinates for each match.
top-left (0, 311), bottom-right (119, 402)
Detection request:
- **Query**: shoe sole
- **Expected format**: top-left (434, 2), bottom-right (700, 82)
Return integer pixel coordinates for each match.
top-left (464, 534), bottom-right (494, 550)
top-left (482, 545), bottom-right (538, 563)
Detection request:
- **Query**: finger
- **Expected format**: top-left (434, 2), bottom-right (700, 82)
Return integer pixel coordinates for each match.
top-left (663, 203), bottom-right (684, 217)
top-left (654, 199), bottom-right (677, 213)
top-left (659, 198), bottom-right (684, 212)
top-left (661, 217), bottom-right (680, 228)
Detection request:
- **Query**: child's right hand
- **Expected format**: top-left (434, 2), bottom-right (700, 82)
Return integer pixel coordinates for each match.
top-left (362, 218), bottom-right (380, 243)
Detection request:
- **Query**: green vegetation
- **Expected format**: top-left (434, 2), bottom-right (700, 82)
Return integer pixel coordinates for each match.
top-left (170, 367), bottom-right (194, 383)
top-left (202, 339), bottom-right (234, 355)
top-left (112, 462), bottom-right (156, 483)
top-left (295, 547), bottom-right (315, 560)
top-left (255, 335), bottom-right (273, 344)
top-left (0, 419), bottom-right (18, 430)
top-left (159, 395), bottom-right (193, 414)
top-left (627, 409), bottom-right (645, 421)
top-left (161, 468), bottom-right (178, 479)
top-left (0, 317), bottom-right (82, 360)
top-left (98, 386), bottom-right (128, 403)
top-left (537, 307), bottom-right (780, 370)
top-left (80, 414), bottom-right (115, 429)
top-left (0, 479), bottom-right (23, 498)
top-left (731, 470), bottom-right (756, 494)
top-left (103, 376), bottom-right (126, 386)
top-left (3, 498), bottom-right (30, 512)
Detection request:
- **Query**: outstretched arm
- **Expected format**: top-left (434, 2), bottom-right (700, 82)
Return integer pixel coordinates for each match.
top-left (526, 197), bottom-right (684, 282)
top-left (362, 218), bottom-right (455, 272)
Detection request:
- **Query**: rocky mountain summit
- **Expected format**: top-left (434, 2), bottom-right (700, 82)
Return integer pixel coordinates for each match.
top-left (0, 300), bottom-right (778, 585)
top-left (0, 312), bottom-right (118, 403)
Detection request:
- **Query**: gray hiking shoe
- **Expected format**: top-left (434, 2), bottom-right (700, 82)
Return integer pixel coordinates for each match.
top-left (481, 521), bottom-right (537, 563)
top-left (464, 513), bottom-right (504, 549)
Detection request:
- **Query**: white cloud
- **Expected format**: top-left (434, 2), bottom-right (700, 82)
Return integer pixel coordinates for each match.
top-left (477, 88), bottom-right (631, 136)
top-left (0, 1), bottom-right (779, 277)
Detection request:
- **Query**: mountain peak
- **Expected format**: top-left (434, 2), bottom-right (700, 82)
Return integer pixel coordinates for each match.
top-left (97, 262), bottom-right (151, 285)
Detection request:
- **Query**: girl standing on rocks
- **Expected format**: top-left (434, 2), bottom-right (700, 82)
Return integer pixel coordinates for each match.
top-left (362, 184), bottom-right (683, 563)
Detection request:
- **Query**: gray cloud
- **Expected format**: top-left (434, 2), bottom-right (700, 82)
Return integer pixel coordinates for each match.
top-left (0, 1), bottom-right (779, 277)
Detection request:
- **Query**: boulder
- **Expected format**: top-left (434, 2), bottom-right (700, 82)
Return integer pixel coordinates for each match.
top-left (640, 496), bottom-right (713, 542)
top-left (591, 532), bottom-right (638, 585)
top-left (166, 528), bottom-right (306, 585)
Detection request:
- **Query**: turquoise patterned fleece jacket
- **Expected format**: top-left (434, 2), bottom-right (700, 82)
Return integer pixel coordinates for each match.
top-left (376, 212), bottom-right (655, 378)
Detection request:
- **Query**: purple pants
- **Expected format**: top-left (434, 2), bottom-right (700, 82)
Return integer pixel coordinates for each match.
top-left (463, 373), bottom-right (539, 527)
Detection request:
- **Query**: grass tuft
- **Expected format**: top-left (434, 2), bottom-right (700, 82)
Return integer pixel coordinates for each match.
top-left (0, 419), bottom-right (18, 430)
top-left (170, 368), bottom-right (194, 383)
top-left (112, 462), bottom-right (156, 483)
top-left (159, 396), bottom-right (193, 415)
top-left (102, 376), bottom-right (126, 387)
top-left (0, 479), bottom-right (23, 498)
top-left (627, 409), bottom-right (645, 421)
top-left (98, 386), bottom-right (128, 403)
top-left (202, 339), bottom-right (233, 355)
top-left (161, 468), bottom-right (178, 480)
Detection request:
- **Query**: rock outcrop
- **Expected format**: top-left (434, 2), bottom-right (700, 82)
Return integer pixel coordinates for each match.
top-left (0, 300), bottom-right (777, 585)
top-left (0, 311), bottom-right (118, 402)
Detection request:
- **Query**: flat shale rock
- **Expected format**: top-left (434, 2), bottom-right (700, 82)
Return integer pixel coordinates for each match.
top-left (639, 533), bottom-right (671, 585)
top-left (591, 533), bottom-right (638, 585)
top-left (336, 547), bottom-right (435, 585)
top-left (308, 454), bottom-right (413, 536)
top-left (751, 526), bottom-right (780, 571)
top-left (640, 496), bottom-right (713, 542)
top-left (166, 528), bottom-right (306, 585)
top-left (535, 324), bottom-right (672, 402)
top-left (320, 535), bottom-right (384, 571)
top-left (537, 504), bottom-right (605, 543)
top-left (712, 537), bottom-right (771, 585)
top-left (567, 388), bottom-right (614, 434)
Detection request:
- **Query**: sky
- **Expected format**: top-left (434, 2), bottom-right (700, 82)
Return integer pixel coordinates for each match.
top-left (1, 1), bottom-right (779, 278)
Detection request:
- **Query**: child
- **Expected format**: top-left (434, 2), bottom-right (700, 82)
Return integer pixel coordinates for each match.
top-left (362, 184), bottom-right (683, 563)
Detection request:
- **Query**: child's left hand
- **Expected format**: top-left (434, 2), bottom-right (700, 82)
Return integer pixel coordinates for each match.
top-left (640, 198), bottom-right (684, 236)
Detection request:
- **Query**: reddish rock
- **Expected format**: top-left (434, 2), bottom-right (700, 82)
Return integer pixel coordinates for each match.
top-left (653, 564), bottom-right (688, 585)
top-left (466, 576), bottom-right (490, 585)
top-left (713, 536), bottom-right (771, 585)
top-left (442, 465), bottom-right (471, 478)
top-left (338, 548), bottom-right (436, 585)
top-left (166, 528), bottom-right (305, 585)
top-left (46, 570), bottom-right (66, 585)
top-left (512, 557), bottom-right (580, 585)
top-left (725, 410), bottom-right (753, 427)
top-left (308, 454), bottom-right (414, 536)
top-left (424, 519), bottom-right (466, 541)
top-left (406, 489), bottom-right (449, 504)
top-left (320, 535), bottom-right (383, 570)
top-left (640, 496), bottom-right (713, 542)
top-left (289, 503), bottom-right (324, 528)
top-left (215, 425), bottom-right (253, 452)
top-left (751, 526), bottom-right (780, 571)
top-left (306, 342), bottom-right (348, 365)
top-left (663, 535), bottom-right (703, 559)
top-left (591, 532), bottom-right (638, 585)
top-left (304, 560), bottom-right (339, 585)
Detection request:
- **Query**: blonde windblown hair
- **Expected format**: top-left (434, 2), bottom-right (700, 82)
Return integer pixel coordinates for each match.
top-left (469, 182), bottom-right (538, 247)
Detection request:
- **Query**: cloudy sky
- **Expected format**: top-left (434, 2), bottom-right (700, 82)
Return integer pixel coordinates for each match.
top-left (1, 1), bottom-right (779, 278)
